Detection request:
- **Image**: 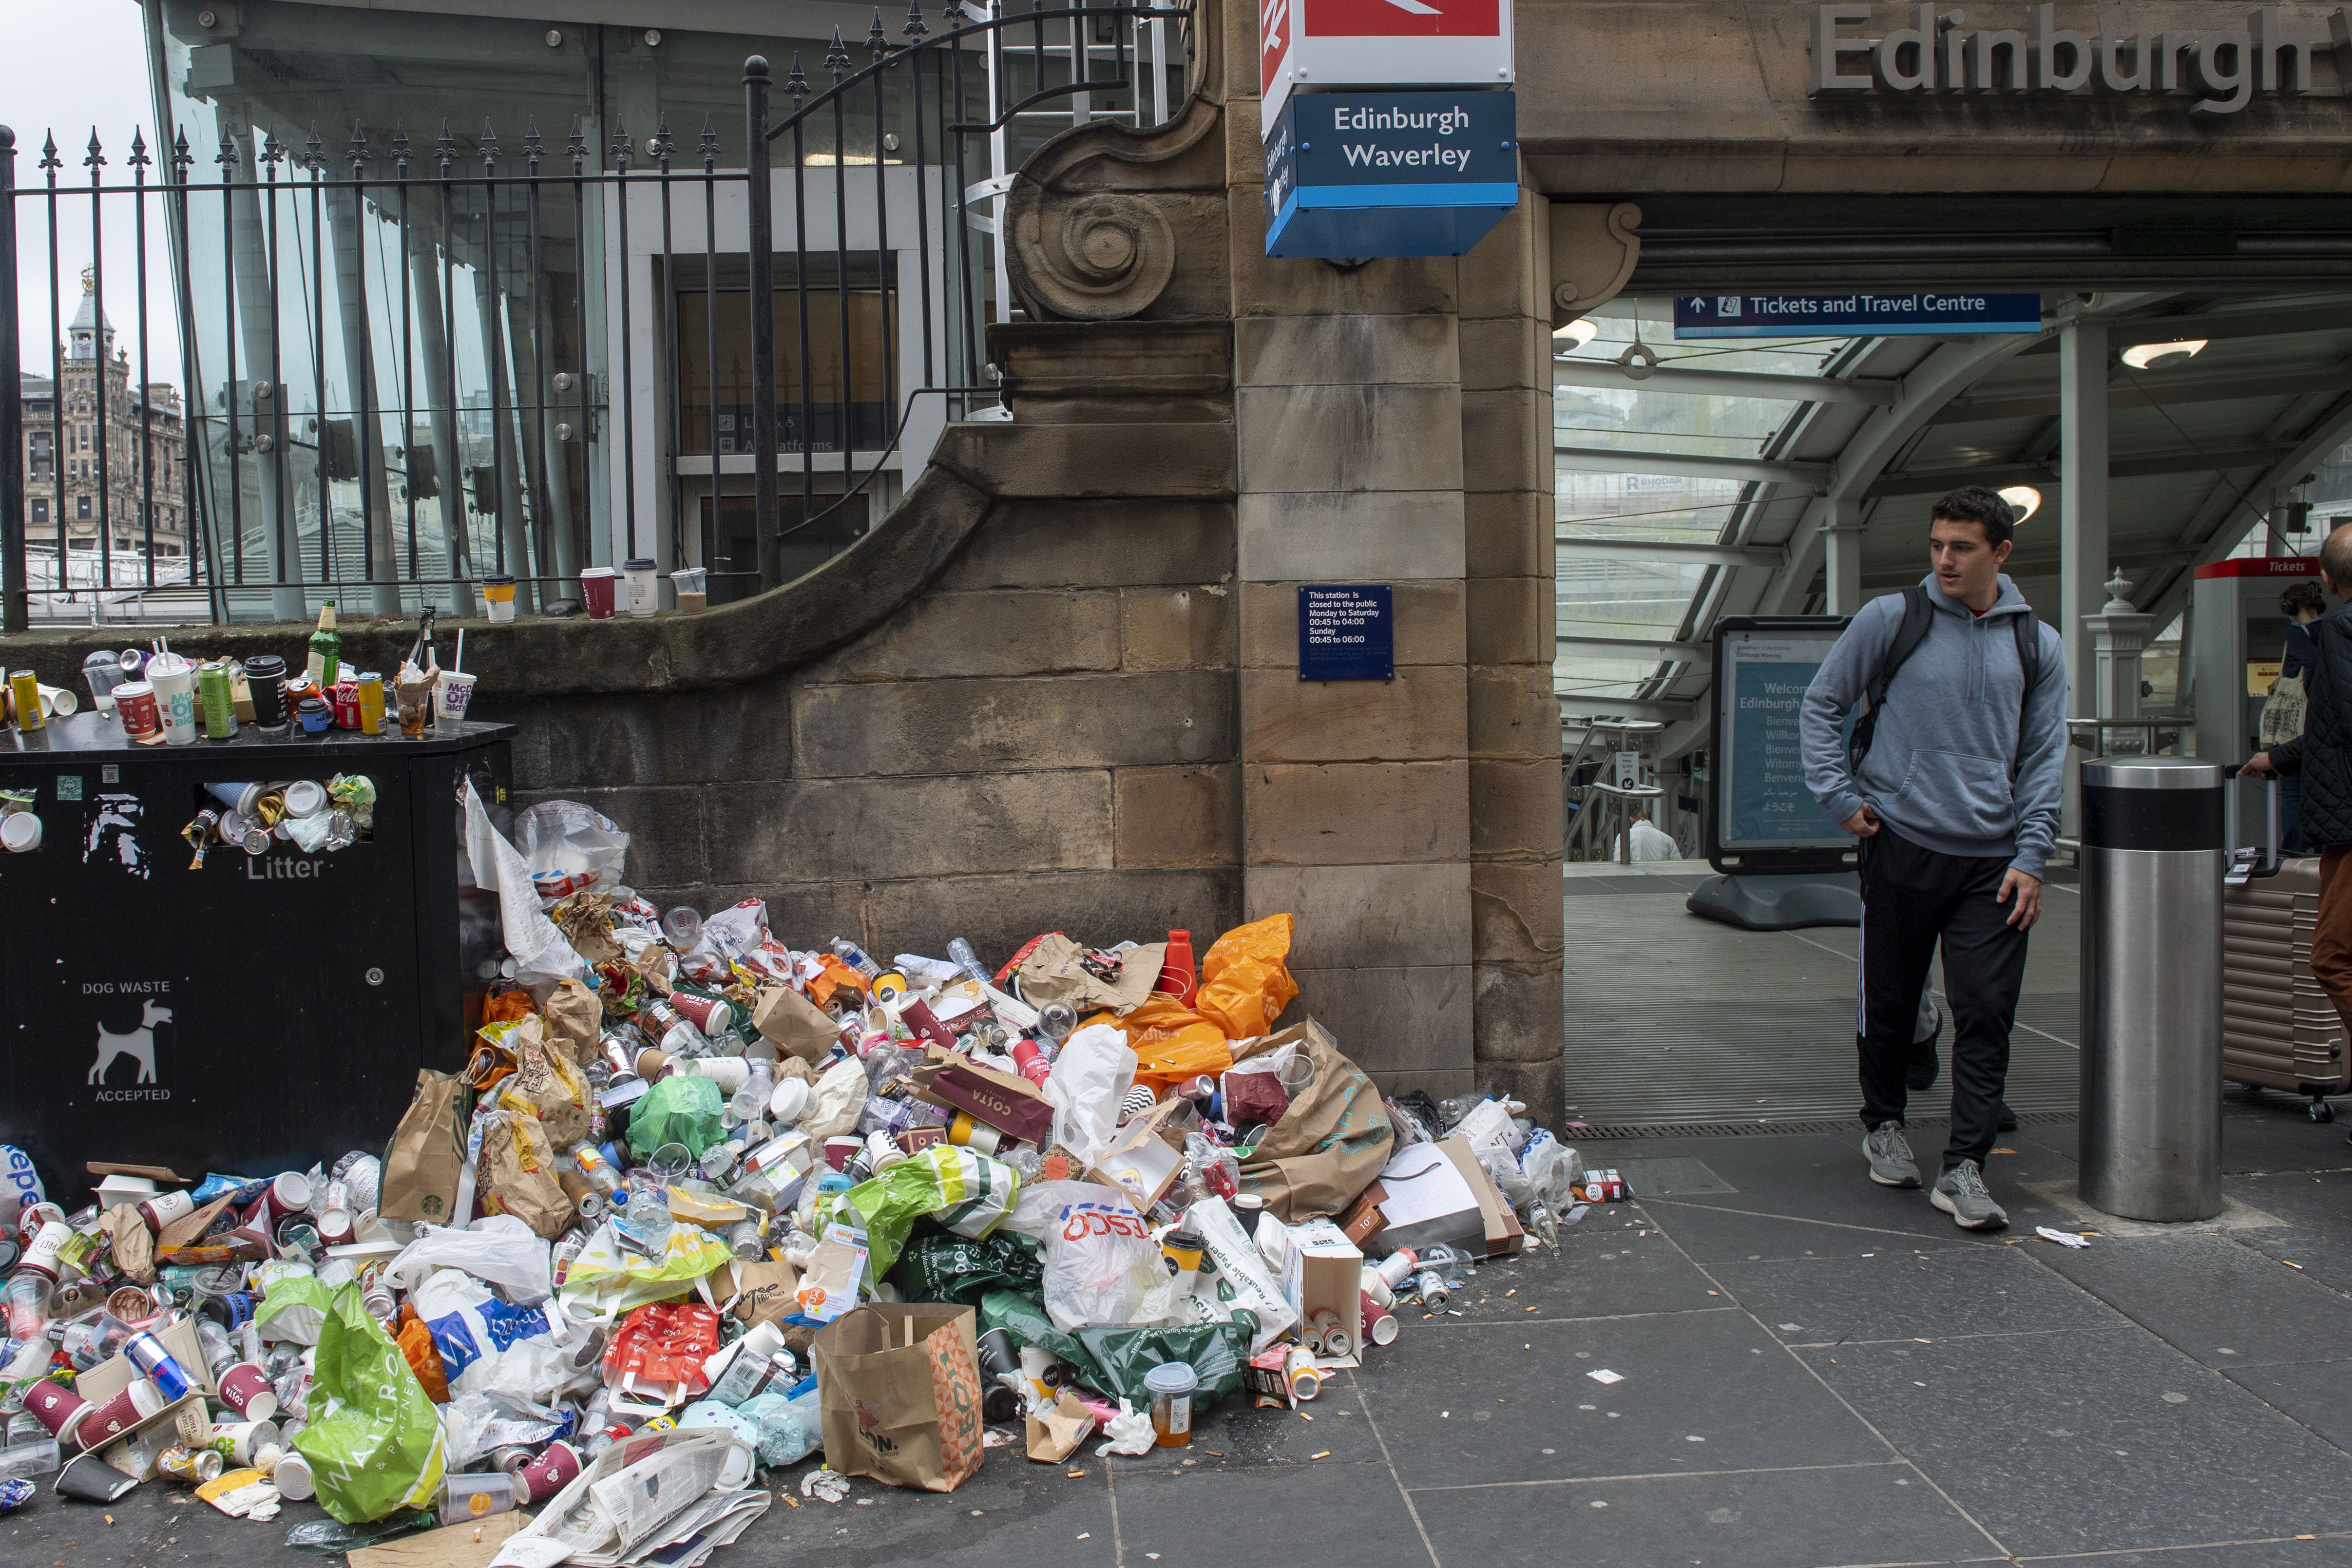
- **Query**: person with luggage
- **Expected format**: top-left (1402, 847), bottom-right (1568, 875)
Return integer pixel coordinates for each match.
top-left (2244, 529), bottom-right (2352, 1128)
top-left (2266, 581), bottom-right (2327, 855)
top-left (1797, 486), bottom-right (2069, 1229)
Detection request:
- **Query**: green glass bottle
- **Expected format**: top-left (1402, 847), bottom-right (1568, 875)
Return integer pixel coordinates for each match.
top-left (306, 600), bottom-right (341, 689)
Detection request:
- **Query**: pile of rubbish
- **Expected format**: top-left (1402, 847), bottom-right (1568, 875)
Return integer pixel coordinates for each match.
top-left (0, 794), bottom-right (1599, 1562)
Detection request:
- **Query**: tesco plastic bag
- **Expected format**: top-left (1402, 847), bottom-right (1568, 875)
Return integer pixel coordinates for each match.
top-left (1033, 1181), bottom-right (1173, 1331)
top-left (1044, 1026), bottom-right (1136, 1163)
top-left (411, 1269), bottom-right (587, 1404)
top-left (514, 800), bottom-right (631, 906)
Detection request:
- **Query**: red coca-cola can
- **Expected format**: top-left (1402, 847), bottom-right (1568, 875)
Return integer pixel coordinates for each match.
top-left (331, 678), bottom-right (361, 729)
top-left (515, 1440), bottom-right (582, 1504)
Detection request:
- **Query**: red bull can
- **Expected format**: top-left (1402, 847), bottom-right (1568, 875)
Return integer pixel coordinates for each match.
top-left (123, 1329), bottom-right (196, 1401)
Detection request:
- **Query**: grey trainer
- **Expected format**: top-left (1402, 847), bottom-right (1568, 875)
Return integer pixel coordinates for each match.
top-left (1931, 1159), bottom-right (2009, 1230)
top-left (1864, 1122), bottom-right (1921, 1188)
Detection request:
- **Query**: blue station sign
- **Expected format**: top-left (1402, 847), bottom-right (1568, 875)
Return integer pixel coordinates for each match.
top-left (1297, 585), bottom-right (1395, 681)
top-left (1264, 90), bottom-right (1518, 260)
top-left (1673, 293), bottom-right (2044, 339)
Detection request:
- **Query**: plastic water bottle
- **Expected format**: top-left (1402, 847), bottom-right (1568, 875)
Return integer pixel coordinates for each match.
top-left (828, 937), bottom-right (883, 979)
top-left (729, 1059), bottom-right (774, 1125)
top-left (946, 937), bottom-right (993, 991)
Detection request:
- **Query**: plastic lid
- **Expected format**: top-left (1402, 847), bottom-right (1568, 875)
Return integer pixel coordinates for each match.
top-left (245, 654), bottom-right (286, 676)
top-left (624, 557), bottom-right (658, 571)
top-left (1143, 1362), bottom-right (1198, 1395)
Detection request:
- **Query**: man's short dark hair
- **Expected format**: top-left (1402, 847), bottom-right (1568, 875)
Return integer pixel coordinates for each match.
top-left (2323, 519), bottom-right (2352, 590)
top-left (1931, 486), bottom-right (2016, 548)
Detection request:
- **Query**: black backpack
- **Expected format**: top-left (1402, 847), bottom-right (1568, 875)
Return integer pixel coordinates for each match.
top-left (1847, 585), bottom-right (2042, 777)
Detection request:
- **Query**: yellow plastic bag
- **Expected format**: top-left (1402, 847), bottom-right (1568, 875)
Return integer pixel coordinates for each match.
top-left (1194, 914), bottom-right (1299, 1041)
top-left (1088, 996), bottom-right (1230, 1089)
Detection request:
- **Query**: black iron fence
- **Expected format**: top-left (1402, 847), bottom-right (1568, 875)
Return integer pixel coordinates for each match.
top-left (0, 0), bottom-right (1192, 631)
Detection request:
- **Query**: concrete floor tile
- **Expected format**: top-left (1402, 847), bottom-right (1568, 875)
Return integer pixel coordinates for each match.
top-left (1360, 1305), bottom-right (1888, 1488)
top-left (2022, 1539), bottom-right (2352, 1567)
top-left (1797, 1327), bottom-right (2352, 1556)
top-left (1710, 1245), bottom-right (2125, 1348)
top-left (1106, 1453), bottom-right (1427, 1568)
top-left (1408, 1461), bottom-right (2000, 1568)
top-left (2032, 1234), bottom-right (2352, 1369)
top-left (2222, 1357), bottom-right (2352, 1453)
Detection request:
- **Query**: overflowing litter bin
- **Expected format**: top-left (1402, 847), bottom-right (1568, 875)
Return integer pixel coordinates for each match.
top-left (0, 641), bottom-right (1601, 1551)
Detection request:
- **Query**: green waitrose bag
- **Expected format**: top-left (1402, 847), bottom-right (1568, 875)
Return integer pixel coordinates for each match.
top-left (292, 1283), bottom-right (449, 1523)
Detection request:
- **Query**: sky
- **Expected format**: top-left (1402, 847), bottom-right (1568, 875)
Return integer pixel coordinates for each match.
top-left (3, 1), bottom-right (181, 390)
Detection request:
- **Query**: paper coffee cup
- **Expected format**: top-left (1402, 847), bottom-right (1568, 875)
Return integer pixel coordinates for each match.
top-left (145, 653), bottom-right (198, 746)
top-left (436, 670), bottom-right (478, 723)
top-left (0, 813), bottom-right (40, 854)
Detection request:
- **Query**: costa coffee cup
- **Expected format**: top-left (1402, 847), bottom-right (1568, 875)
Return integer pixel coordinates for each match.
top-left (822, 1136), bottom-right (863, 1173)
top-left (515, 1440), bottom-right (581, 1505)
top-left (73, 1382), bottom-right (164, 1451)
top-left (317, 1206), bottom-right (356, 1247)
top-left (138, 1190), bottom-right (196, 1234)
top-left (265, 1172), bottom-right (312, 1221)
top-left (23, 1382), bottom-right (92, 1447)
top-left (216, 1363), bottom-right (278, 1422)
top-left (668, 991), bottom-right (733, 1036)
top-left (206, 1419), bottom-right (279, 1465)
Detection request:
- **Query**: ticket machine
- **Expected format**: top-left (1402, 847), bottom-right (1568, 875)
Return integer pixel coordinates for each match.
top-left (2192, 557), bottom-right (2327, 767)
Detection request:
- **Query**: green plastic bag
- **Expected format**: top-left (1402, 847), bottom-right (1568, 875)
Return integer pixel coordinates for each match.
top-left (256, 1273), bottom-right (338, 1345)
top-left (838, 1146), bottom-right (1020, 1278)
top-left (980, 1289), bottom-right (1258, 1405)
top-left (626, 1072), bottom-right (725, 1161)
top-left (888, 1219), bottom-right (1042, 1305)
top-left (291, 1282), bottom-right (449, 1524)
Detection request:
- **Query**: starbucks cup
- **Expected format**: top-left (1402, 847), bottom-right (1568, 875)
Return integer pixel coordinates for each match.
top-left (483, 574), bottom-right (518, 624)
top-left (580, 567), bottom-right (618, 620)
top-left (437, 670), bottom-right (478, 724)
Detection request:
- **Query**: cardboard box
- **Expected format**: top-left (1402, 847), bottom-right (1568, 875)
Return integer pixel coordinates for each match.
top-left (1278, 1216), bottom-right (1364, 1355)
top-left (1339, 1136), bottom-right (1525, 1260)
top-left (77, 1315), bottom-right (217, 1404)
top-left (1088, 1099), bottom-right (1190, 1211)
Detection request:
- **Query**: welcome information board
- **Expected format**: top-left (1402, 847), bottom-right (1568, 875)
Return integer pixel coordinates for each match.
top-left (1706, 616), bottom-right (1858, 874)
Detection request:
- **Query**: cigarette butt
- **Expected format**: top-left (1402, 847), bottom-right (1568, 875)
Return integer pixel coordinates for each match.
top-left (1309, 1451), bottom-right (1331, 1459)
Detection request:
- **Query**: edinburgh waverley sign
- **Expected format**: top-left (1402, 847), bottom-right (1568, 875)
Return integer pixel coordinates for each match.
top-left (1811, 3), bottom-right (2345, 115)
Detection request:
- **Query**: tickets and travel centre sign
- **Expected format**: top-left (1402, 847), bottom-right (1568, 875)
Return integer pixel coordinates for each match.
top-left (1675, 293), bottom-right (2043, 338)
top-left (1259, 0), bottom-right (1516, 258)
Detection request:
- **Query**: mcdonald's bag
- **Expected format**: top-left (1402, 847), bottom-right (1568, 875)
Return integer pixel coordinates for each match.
top-left (812, 1304), bottom-right (986, 1493)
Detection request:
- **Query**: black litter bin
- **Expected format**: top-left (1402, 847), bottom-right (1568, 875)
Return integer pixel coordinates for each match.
top-left (0, 712), bottom-right (514, 1205)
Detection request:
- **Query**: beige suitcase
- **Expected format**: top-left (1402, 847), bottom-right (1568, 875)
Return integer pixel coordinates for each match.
top-left (2222, 856), bottom-right (2352, 1120)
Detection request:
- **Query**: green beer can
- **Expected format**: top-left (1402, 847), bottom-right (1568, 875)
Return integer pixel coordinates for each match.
top-left (197, 659), bottom-right (238, 740)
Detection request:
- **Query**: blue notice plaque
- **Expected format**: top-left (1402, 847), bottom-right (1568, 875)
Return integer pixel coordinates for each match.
top-left (1263, 91), bottom-right (1519, 260)
top-left (1673, 293), bottom-right (2042, 339)
top-left (1298, 585), bottom-right (1394, 681)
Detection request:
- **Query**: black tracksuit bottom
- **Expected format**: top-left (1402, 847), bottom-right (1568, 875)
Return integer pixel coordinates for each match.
top-left (1857, 826), bottom-right (2031, 1172)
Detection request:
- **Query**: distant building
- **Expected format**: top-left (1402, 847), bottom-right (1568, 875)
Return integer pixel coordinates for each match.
top-left (20, 273), bottom-right (190, 564)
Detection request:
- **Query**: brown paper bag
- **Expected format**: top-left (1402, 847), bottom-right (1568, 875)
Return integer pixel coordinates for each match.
top-left (1025, 1391), bottom-right (1095, 1463)
top-left (754, 985), bottom-right (838, 1064)
top-left (1233, 1019), bottom-right (1395, 1223)
top-left (106, 1205), bottom-right (156, 1285)
top-left (381, 1069), bottom-right (469, 1225)
top-left (549, 892), bottom-right (623, 968)
top-left (542, 979), bottom-right (604, 1063)
top-left (500, 1018), bottom-right (592, 1148)
top-left (1013, 935), bottom-right (1166, 1017)
top-left (726, 1260), bottom-right (802, 1331)
top-left (478, 1114), bottom-right (574, 1240)
top-left (813, 1304), bottom-right (986, 1492)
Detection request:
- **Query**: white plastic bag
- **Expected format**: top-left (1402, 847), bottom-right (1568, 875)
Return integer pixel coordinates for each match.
top-left (412, 1270), bottom-right (589, 1404)
top-left (1094, 1399), bottom-right (1155, 1457)
top-left (383, 1215), bottom-right (555, 1305)
top-left (514, 799), bottom-right (632, 906)
top-left (1034, 1181), bottom-right (1171, 1331)
top-left (1044, 1025), bottom-right (1136, 1163)
top-left (440, 1390), bottom-right (574, 1469)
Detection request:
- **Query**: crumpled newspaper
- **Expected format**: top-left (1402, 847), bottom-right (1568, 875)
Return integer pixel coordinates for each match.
top-left (801, 1469), bottom-right (850, 1503)
top-left (2034, 1226), bottom-right (2091, 1249)
top-left (1094, 1399), bottom-right (1156, 1457)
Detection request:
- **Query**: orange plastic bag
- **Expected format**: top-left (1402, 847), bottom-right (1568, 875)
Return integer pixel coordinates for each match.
top-left (1110, 997), bottom-right (1233, 1091)
top-left (604, 1302), bottom-right (723, 1400)
top-left (394, 1313), bottom-right (450, 1403)
top-left (1194, 914), bottom-right (1299, 1041)
top-left (805, 954), bottom-right (869, 1010)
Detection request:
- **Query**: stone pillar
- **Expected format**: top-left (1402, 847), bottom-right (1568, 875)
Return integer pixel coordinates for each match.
top-left (1822, 498), bottom-right (1864, 615)
top-left (1227, 111), bottom-right (1479, 1109)
top-left (2059, 320), bottom-right (2108, 831)
top-left (2082, 571), bottom-right (2155, 751)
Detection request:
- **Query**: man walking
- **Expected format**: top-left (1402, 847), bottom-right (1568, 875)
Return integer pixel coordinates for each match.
top-left (1798, 486), bottom-right (2068, 1229)
top-left (2245, 526), bottom-right (2352, 1124)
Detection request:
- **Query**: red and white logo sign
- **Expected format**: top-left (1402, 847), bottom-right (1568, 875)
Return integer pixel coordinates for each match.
top-left (1259, 0), bottom-right (1511, 122)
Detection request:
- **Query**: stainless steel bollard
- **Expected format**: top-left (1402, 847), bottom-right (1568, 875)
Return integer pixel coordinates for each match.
top-left (2079, 756), bottom-right (2224, 1222)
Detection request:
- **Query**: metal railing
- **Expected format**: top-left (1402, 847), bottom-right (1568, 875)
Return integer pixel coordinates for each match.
top-left (0, 0), bottom-right (1193, 632)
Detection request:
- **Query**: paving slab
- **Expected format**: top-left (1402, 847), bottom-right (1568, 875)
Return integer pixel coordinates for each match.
top-left (1796, 1326), bottom-right (2352, 1557)
top-left (2024, 1538), bottom-right (2352, 1567)
top-left (1408, 1460), bottom-right (2001, 1568)
top-left (2221, 1356), bottom-right (2352, 1453)
top-left (1105, 1453), bottom-right (1427, 1568)
top-left (1710, 1243), bottom-right (2125, 1347)
top-left (2033, 1233), bottom-right (2352, 1369)
top-left (1362, 1302), bottom-right (1890, 1489)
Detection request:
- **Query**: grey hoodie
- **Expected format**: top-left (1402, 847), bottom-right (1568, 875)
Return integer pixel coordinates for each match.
top-left (1798, 574), bottom-right (2069, 878)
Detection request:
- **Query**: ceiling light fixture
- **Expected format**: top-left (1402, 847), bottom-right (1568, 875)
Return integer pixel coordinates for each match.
top-left (1998, 484), bottom-right (2042, 523)
top-left (1552, 319), bottom-right (1599, 352)
top-left (2120, 338), bottom-right (2207, 371)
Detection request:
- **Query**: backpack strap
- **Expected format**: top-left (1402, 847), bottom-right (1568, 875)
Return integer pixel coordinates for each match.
top-left (2010, 608), bottom-right (2041, 780)
top-left (1848, 585), bottom-right (1935, 772)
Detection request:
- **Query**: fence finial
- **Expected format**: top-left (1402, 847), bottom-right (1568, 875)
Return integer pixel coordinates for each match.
top-left (347, 123), bottom-right (370, 174)
top-left (905, 0), bottom-right (929, 39)
top-left (567, 114), bottom-right (588, 172)
top-left (38, 131), bottom-right (59, 173)
top-left (171, 127), bottom-right (192, 175)
top-left (828, 25), bottom-right (852, 78)
top-left (210, 132), bottom-right (234, 176)
top-left (391, 120), bottom-right (411, 173)
top-left (436, 118), bottom-right (457, 176)
top-left (698, 112), bottom-right (719, 170)
top-left (83, 128), bottom-right (105, 172)
top-left (481, 119), bottom-right (501, 172)
top-left (651, 115), bottom-right (674, 168)
top-left (869, 10), bottom-right (890, 57)
top-left (303, 123), bottom-right (324, 173)
top-left (787, 52), bottom-right (810, 105)
top-left (261, 130), bottom-right (283, 171)
top-left (523, 116), bottom-right (545, 170)
top-left (609, 120), bottom-right (631, 172)
top-left (128, 128), bottom-right (150, 170)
